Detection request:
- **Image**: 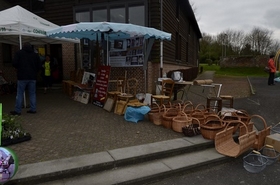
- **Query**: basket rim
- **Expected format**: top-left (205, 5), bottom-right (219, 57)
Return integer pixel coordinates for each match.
top-left (243, 154), bottom-right (268, 166)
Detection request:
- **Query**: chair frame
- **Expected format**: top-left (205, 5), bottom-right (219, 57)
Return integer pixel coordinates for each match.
top-left (150, 79), bottom-right (175, 107)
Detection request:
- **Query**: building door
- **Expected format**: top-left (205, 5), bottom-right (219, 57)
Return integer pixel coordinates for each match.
top-left (50, 44), bottom-right (63, 83)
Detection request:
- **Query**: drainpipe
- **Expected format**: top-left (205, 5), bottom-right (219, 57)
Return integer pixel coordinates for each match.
top-left (160, 0), bottom-right (163, 77)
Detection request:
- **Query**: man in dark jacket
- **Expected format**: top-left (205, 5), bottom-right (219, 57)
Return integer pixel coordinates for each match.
top-left (10, 42), bottom-right (41, 115)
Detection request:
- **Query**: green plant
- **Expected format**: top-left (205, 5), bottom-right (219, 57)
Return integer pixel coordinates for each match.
top-left (1, 113), bottom-right (30, 140)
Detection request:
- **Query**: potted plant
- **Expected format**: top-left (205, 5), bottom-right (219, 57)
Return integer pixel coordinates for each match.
top-left (1, 113), bottom-right (31, 146)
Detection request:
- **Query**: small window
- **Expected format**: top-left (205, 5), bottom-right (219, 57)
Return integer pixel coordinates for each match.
top-left (110, 6), bottom-right (125, 23)
top-left (76, 11), bottom-right (90, 22)
top-left (2, 43), bottom-right (12, 64)
top-left (128, 4), bottom-right (145, 26)
top-left (92, 8), bottom-right (107, 22)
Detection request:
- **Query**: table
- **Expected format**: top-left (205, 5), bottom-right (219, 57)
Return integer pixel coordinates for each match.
top-left (157, 78), bottom-right (222, 101)
top-left (173, 81), bottom-right (193, 100)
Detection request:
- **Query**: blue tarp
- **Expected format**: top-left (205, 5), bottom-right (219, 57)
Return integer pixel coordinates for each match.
top-left (124, 106), bottom-right (151, 123)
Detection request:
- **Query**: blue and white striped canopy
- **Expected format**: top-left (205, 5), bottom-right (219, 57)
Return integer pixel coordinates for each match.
top-left (46, 22), bottom-right (171, 41)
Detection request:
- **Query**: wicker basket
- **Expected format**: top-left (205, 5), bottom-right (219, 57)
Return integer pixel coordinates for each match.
top-left (162, 104), bottom-right (180, 129)
top-left (182, 118), bottom-right (201, 137)
top-left (200, 114), bottom-right (225, 140)
top-left (235, 109), bottom-right (251, 124)
top-left (182, 101), bottom-right (194, 115)
top-left (172, 112), bottom-right (192, 132)
top-left (219, 111), bottom-right (240, 133)
top-left (258, 145), bottom-right (280, 165)
top-left (191, 109), bottom-right (206, 125)
top-left (148, 103), bottom-right (163, 125)
top-left (243, 151), bottom-right (268, 173)
top-left (215, 120), bottom-right (256, 158)
top-left (247, 115), bottom-right (272, 150)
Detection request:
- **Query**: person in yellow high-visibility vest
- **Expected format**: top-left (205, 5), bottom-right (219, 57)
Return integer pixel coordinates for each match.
top-left (42, 55), bottom-right (54, 94)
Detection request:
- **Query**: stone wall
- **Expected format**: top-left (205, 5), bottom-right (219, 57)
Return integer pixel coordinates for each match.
top-left (220, 55), bottom-right (269, 68)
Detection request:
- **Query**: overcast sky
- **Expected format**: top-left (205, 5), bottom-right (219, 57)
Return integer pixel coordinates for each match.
top-left (191, 0), bottom-right (280, 41)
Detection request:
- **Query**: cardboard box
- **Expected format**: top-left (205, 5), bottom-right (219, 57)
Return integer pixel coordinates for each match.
top-left (265, 133), bottom-right (280, 153)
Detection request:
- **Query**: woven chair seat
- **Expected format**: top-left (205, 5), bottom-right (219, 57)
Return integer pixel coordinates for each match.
top-left (152, 95), bottom-right (170, 99)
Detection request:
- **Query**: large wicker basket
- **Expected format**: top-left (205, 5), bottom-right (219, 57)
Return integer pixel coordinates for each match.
top-left (245, 115), bottom-right (272, 150)
top-left (215, 120), bottom-right (257, 158)
top-left (172, 112), bottom-right (192, 132)
top-left (162, 104), bottom-right (180, 129)
top-left (200, 114), bottom-right (225, 140)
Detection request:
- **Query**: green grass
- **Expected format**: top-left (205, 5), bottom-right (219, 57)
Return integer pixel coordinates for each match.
top-left (200, 64), bottom-right (267, 77)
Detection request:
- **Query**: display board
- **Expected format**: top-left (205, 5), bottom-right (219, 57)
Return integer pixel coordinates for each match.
top-left (92, 66), bottom-right (111, 108)
top-left (109, 36), bottom-right (144, 67)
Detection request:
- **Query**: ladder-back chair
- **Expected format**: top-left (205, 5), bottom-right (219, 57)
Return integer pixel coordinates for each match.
top-left (150, 79), bottom-right (175, 107)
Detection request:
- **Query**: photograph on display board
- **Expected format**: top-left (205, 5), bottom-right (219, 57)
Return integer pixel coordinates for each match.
top-left (138, 56), bottom-right (143, 64)
top-left (82, 72), bottom-right (95, 87)
top-left (114, 40), bottom-right (123, 49)
top-left (131, 38), bottom-right (135, 47)
top-left (131, 56), bottom-right (138, 65)
top-left (135, 37), bottom-right (139, 47)
top-left (126, 57), bottom-right (132, 65)
top-left (132, 50), bottom-right (136, 55)
top-left (139, 37), bottom-right (144, 46)
top-left (126, 39), bottom-right (131, 48)
top-left (137, 49), bottom-right (143, 54)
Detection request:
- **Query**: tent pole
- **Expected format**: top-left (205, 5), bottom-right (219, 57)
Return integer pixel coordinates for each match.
top-left (160, 0), bottom-right (163, 78)
top-left (19, 35), bottom-right (27, 108)
top-left (107, 34), bottom-right (109, 66)
top-left (78, 42), bottom-right (82, 69)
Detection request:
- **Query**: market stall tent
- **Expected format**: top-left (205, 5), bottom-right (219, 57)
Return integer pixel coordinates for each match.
top-left (0, 5), bottom-right (79, 107)
top-left (0, 5), bottom-right (79, 46)
top-left (46, 22), bottom-right (171, 92)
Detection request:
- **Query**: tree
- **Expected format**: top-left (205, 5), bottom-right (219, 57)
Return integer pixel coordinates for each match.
top-left (245, 27), bottom-right (273, 55)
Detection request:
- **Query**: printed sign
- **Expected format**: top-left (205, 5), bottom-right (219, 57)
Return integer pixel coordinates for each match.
top-left (92, 66), bottom-right (111, 108)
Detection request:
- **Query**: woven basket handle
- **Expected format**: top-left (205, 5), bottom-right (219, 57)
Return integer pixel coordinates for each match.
top-left (204, 114), bottom-right (224, 126)
top-left (226, 120), bottom-right (248, 133)
top-left (179, 111), bottom-right (189, 119)
top-left (265, 144), bottom-right (274, 148)
top-left (250, 114), bottom-right (268, 129)
top-left (191, 117), bottom-right (200, 126)
top-left (182, 102), bottom-right (194, 113)
top-left (195, 104), bottom-right (206, 111)
top-left (252, 150), bottom-right (261, 155)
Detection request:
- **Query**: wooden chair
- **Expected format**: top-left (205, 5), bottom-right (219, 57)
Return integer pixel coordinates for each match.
top-left (105, 77), bottom-right (126, 112)
top-left (117, 78), bottom-right (139, 102)
top-left (150, 79), bottom-right (175, 107)
top-left (107, 76), bottom-right (126, 101)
